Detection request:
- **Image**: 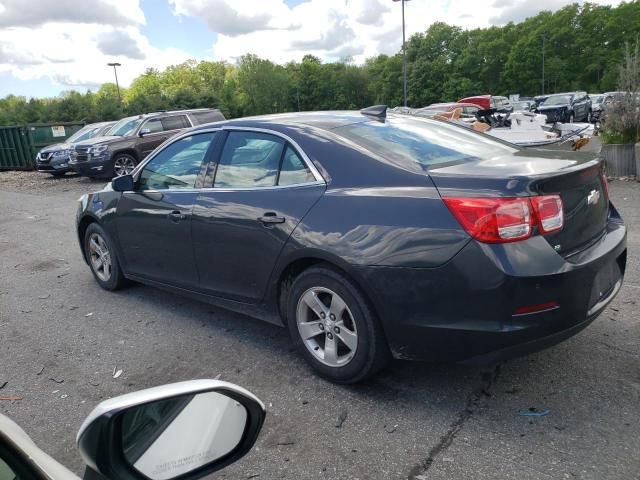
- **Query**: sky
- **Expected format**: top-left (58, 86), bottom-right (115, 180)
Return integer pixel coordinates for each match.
top-left (0, 0), bottom-right (624, 98)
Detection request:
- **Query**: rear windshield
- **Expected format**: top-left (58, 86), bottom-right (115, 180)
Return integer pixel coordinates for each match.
top-left (333, 115), bottom-right (517, 168)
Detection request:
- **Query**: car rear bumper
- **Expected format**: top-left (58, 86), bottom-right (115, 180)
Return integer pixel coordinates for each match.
top-left (355, 212), bottom-right (627, 364)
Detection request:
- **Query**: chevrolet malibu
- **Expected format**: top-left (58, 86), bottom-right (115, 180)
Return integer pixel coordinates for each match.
top-left (76, 108), bottom-right (626, 383)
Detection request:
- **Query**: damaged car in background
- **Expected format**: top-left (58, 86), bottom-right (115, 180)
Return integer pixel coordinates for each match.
top-left (75, 107), bottom-right (626, 384)
top-left (34, 121), bottom-right (115, 176)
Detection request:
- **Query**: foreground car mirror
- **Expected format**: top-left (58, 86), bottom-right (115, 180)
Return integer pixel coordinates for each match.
top-left (77, 380), bottom-right (265, 480)
top-left (112, 174), bottom-right (134, 191)
top-left (139, 128), bottom-right (151, 137)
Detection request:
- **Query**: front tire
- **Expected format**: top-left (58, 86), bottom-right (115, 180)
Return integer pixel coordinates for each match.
top-left (287, 265), bottom-right (389, 383)
top-left (84, 223), bottom-right (127, 290)
top-left (112, 153), bottom-right (137, 178)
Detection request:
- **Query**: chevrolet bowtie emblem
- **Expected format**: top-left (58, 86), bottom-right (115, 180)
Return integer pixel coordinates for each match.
top-left (587, 189), bottom-right (600, 206)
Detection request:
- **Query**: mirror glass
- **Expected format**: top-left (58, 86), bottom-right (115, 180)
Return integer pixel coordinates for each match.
top-left (121, 391), bottom-right (248, 480)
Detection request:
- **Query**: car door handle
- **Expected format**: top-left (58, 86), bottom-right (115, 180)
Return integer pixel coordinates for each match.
top-left (259, 212), bottom-right (285, 225)
top-left (168, 211), bottom-right (187, 222)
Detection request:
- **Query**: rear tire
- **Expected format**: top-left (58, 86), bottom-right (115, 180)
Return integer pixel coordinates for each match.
top-left (84, 223), bottom-right (127, 291)
top-left (286, 265), bottom-right (389, 383)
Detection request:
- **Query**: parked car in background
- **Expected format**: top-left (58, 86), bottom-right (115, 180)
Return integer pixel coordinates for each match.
top-left (69, 108), bottom-right (225, 179)
top-left (512, 100), bottom-right (535, 112)
top-left (535, 92), bottom-right (591, 123)
top-left (591, 91), bottom-right (625, 124)
top-left (458, 95), bottom-right (513, 112)
top-left (34, 121), bottom-right (115, 176)
top-left (76, 107), bottom-right (626, 384)
top-left (414, 102), bottom-right (480, 118)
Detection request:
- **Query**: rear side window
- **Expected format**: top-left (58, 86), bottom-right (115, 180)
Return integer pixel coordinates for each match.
top-left (278, 146), bottom-right (315, 185)
top-left (191, 111), bottom-right (225, 125)
top-left (214, 132), bottom-right (284, 188)
top-left (162, 115), bottom-right (190, 131)
top-left (333, 116), bottom-right (517, 169)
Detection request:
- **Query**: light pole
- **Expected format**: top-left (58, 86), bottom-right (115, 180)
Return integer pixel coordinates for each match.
top-left (393, 0), bottom-right (411, 107)
top-left (107, 62), bottom-right (122, 103)
top-left (541, 35), bottom-right (545, 95)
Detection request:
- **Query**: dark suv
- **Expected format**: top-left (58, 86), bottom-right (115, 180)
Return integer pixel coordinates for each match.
top-left (69, 108), bottom-right (225, 178)
top-left (535, 92), bottom-right (591, 123)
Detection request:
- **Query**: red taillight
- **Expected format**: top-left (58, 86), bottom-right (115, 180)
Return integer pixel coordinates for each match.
top-left (530, 195), bottom-right (563, 234)
top-left (602, 172), bottom-right (609, 199)
top-left (443, 197), bottom-right (533, 243)
top-left (443, 195), bottom-right (564, 244)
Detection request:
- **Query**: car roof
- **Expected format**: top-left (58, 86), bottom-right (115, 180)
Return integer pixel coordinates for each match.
top-left (193, 111), bottom-right (371, 132)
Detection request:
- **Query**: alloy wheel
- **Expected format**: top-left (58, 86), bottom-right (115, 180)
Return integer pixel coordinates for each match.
top-left (114, 157), bottom-right (136, 176)
top-left (296, 287), bottom-right (358, 367)
top-left (88, 233), bottom-right (112, 282)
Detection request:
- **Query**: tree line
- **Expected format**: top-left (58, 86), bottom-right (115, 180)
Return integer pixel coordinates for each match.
top-left (1, 1), bottom-right (639, 126)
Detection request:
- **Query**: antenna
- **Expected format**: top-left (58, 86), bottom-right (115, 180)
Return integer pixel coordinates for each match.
top-left (360, 105), bottom-right (387, 122)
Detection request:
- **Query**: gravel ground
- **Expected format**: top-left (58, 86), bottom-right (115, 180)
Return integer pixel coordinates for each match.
top-left (0, 170), bottom-right (639, 480)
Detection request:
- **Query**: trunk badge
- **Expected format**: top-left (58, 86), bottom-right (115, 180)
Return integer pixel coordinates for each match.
top-left (587, 189), bottom-right (600, 206)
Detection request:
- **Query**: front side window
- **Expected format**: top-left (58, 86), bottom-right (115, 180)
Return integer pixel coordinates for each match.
top-left (142, 118), bottom-right (163, 134)
top-left (214, 132), bottom-right (284, 188)
top-left (138, 132), bottom-right (216, 191)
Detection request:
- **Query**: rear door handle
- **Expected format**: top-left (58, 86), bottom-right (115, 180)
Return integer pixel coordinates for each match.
top-left (168, 210), bottom-right (187, 222)
top-left (259, 212), bottom-right (285, 225)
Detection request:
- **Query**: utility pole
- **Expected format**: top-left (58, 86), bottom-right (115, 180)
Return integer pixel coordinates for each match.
top-left (107, 62), bottom-right (122, 103)
top-left (541, 36), bottom-right (545, 95)
top-left (393, 0), bottom-right (411, 107)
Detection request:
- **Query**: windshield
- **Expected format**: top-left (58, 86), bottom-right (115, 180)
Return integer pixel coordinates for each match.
top-left (591, 95), bottom-right (604, 104)
top-left (542, 95), bottom-right (572, 106)
top-left (109, 117), bottom-right (143, 137)
top-left (333, 115), bottom-right (517, 169)
top-left (66, 125), bottom-right (100, 143)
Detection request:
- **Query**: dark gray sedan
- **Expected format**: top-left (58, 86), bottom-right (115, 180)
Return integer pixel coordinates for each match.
top-left (76, 109), bottom-right (626, 383)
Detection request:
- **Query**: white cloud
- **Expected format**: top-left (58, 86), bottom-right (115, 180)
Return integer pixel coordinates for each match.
top-left (0, 0), bottom-right (189, 92)
top-left (0, 0), bottom-right (144, 27)
top-left (173, 0), bottom-right (624, 65)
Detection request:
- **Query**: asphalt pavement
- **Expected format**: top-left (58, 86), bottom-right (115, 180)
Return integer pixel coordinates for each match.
top-left (0, 171), bottom-right (639, 480)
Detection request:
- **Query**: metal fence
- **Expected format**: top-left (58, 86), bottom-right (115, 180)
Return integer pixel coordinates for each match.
top-left (0, 122), bottom-right (85, 170)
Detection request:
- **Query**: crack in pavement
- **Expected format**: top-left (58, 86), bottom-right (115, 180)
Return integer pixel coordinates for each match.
top-left (407, 365), bottom-right (501, 479)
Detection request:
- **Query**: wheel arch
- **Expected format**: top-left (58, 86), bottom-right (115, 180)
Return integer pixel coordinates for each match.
top-left (272, 250), bottom-right (381, 328)
top-left (77, 213), bottom-right (100, 263)
top-left (112, 149), bottom-right (139, 161)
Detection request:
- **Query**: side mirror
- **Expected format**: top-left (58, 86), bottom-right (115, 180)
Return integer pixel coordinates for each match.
top-left (77, 380), bottom-right (265, 480)
top-left (139, 128), bottom-right (151, 137)
top-left (112, 174), bottom-right (134, 192)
